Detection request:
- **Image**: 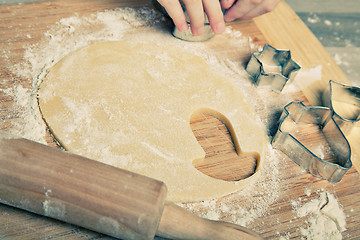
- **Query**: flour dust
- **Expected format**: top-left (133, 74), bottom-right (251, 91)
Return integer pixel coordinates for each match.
top-left (0, 5), bottom-right (346, 239)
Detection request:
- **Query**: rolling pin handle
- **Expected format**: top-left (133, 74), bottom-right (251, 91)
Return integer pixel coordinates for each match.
top-left (157, 202), bottom-right (264, 240)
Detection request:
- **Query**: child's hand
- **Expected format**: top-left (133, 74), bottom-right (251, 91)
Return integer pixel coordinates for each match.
top-left (157, 0), bottom-right (225, 36)
top-left (222, 0), bottom-right (281, 22)
top-left (156, 0), bottom-right (280, 35)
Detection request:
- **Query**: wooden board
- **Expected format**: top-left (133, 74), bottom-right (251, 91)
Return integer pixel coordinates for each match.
top-left (1, 0), bottom-right (360, 239)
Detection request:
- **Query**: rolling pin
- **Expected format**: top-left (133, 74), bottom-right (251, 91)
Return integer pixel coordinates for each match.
top-left (0, 131), bottom-right (263, 240)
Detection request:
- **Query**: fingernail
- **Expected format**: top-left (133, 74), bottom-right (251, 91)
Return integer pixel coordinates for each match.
top-left (192, 25), bottom-right (204, 36)
top-left (213, 21), bottom-right (226, 34)
top-left (179, 22), bottom-right (189, 32)
top-left (198, 26), bottom-right (204, 35)
top-left (224, 16), bottom-right (234, 22)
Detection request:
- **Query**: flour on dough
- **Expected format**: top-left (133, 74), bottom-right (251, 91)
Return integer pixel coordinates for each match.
top-left (38, 41), bottom-right (267, 202)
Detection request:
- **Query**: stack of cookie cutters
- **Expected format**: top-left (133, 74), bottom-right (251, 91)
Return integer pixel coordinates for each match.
top-left (271, 101), bottom-right (352, 183)
top-left (245, 44), bottom-right (357, 182)
top-left (245, 44), bottom-right (301, 93)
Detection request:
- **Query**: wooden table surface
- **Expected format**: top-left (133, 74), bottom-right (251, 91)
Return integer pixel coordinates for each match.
top-left (1, 0), bottom-right (360, 239)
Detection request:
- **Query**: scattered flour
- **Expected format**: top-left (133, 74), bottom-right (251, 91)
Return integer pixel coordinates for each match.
top-left (307, 14), bottom-right (320, 24)
top-left (180, 146), bottom-right (283, 227)
top-left (291, 190), bottom-right (346, 240)
top-left (0, 84), bottom-right (46, 143)
top-left (1, 4), bottom-right (347, 239)
top-left (292, 65), bottom-right (323, 92)
top-left (2, 5), bottom-right (287, 229)
top-left (333, 53), bottom-right (350, 67)
top-left (324, 20), bottom-right (333, 26)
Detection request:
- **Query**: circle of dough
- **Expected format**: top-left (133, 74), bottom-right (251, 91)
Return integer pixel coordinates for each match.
top-left (38, 41), bottom-right (267, 202)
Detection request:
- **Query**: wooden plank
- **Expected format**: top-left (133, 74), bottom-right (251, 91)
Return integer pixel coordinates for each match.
top-left (253, 1), bottom-right (350, 104)
top-left (191, 113), bottom-right (258, 181)
top-left (0, 0), bottom-right (360, 239)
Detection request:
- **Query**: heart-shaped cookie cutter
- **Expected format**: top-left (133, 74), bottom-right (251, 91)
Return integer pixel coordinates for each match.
top-left (322, 80), bottom-right (360, 135)
top-left (245, 44), bottom-right (301, 92)
top-left (272, 101), bottom-right (352, 183)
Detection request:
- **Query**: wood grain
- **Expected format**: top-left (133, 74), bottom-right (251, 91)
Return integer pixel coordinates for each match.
top-left (158, 202), bottom-right (263, 240)
top-left (191, 113), bottom-right (257, 181)
top-left (1, 0), bottom-right (360, 239)
top-left (254, 2), bottom-right (350, 105)
top-left (0, 136), bottom-right (167, 240)
top-left (0, 134), bottom-right (264, 240)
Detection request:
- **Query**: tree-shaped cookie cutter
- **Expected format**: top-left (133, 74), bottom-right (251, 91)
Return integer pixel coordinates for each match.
top-left (246, 44), bottom-right (301, 92)
top-left (322, 80), bottom-right (360, 135)
top-left (272, 101), bottom-right (352, 183)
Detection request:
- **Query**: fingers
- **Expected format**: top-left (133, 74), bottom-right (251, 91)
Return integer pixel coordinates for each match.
top-left (157, 0), bottom-right (225, 35)
top-left (224, 0), bottom-right (280, 22)
top-left (220, 0), bottom-right (236, 10)
top-left (157, 0), bottom-right (280, 36)
top-left (241, 0), bottom-right (280, 19)
top-left (183, 0), bottom-right (205, 35)
top-left (183, 0), bottom-right (226, 35)
top-left (157, 0), bottom-right (189, 32)
top-left (202, 0), bottom-right (226, 34)
top-left (224, 0), bottom-right (262, 21)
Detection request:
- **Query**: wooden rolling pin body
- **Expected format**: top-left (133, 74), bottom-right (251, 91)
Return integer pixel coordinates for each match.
top-left (0, 132), bottom-right (167, 240)
top-left (0, 132), bottom-right (263, 240)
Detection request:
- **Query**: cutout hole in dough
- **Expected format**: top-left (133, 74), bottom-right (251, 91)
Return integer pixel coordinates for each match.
top-left (190, 110), bottom-right (259, 181)
top-left (36, 41), bottom-right (267, 202)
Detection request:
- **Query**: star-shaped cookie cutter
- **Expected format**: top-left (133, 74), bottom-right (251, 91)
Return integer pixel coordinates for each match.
top-left (322, 80), bottom-right (360, 135)
top-left (246, 44), bottom-right (301, 92)
top-left (272, 101), bottom-right (352, 183)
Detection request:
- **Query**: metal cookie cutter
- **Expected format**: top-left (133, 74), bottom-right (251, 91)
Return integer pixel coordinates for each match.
top-left (152, 0), bottom-right (220, 42)
top-left (322, 80), bottom-right (360, 135)
top-left (245, 44), bottom-right (301, 92)
top-left (272, 101), bottom-right (352, 183)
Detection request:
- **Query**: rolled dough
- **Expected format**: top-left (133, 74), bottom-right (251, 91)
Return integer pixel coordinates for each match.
top-left (38, 41), bottom-right (267, 202)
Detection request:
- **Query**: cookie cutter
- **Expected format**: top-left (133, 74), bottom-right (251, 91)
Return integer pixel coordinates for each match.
top-left (152, 0), bottom-right (221, 42)
top-left (272, 101), bottom-right (352, 183)
top-left (172, 14), bottom-right (215, 42)
top-left (322, 80), bottom-right (360, 135)
top-left (245, 44), bottom-right (301, 92)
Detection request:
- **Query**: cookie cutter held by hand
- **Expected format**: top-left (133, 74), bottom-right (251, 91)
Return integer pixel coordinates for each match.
top-left (272, 101), bottom-right (352, 183)
top-left (322, 80), bottom-right (360, 135)
top-left (246, 44), bottom-right (301, 92)
top-left (152, 0), bottom-right (220, 42)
